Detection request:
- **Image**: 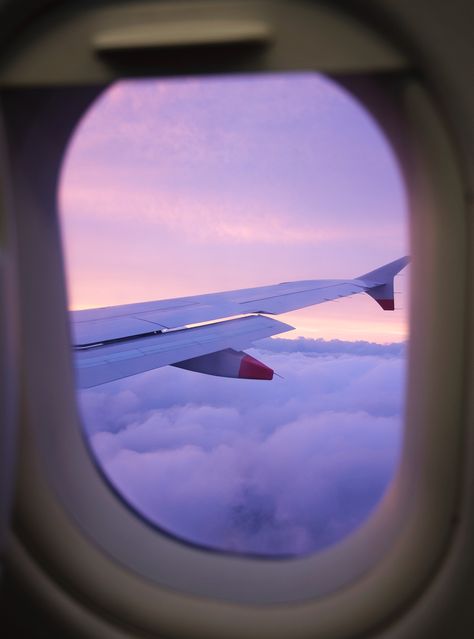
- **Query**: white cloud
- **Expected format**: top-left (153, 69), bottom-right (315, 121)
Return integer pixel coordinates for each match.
top-left (78, 337), bottom-right (405, 556)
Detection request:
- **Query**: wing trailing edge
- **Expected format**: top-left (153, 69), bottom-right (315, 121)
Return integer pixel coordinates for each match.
top-left (75, 314), bottom-right (290, 388)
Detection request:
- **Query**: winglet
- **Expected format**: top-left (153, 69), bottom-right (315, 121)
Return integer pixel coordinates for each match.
top-left (358, 256), bottom-right (410, 311)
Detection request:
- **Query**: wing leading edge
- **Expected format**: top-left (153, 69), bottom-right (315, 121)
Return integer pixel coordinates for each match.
top-left (73, 256), bottom-right (409, 387)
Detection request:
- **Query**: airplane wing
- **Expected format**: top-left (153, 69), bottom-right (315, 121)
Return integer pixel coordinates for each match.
top-left (72, 256), bottom-right (409, 388)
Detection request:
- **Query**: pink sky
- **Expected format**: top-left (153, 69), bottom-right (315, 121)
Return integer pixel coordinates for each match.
top-left (58, 73), bottom-right (409, 342)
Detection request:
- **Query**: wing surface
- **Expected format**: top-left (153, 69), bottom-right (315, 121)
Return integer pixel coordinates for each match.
top-left (72, 256), bottom-right (409, 387)
top-left (75, 314), bottom-right (292, 388)
top-left (71, 257), bottom-right (409, 346)
top-left (72, 281), bottom-right (364, 345)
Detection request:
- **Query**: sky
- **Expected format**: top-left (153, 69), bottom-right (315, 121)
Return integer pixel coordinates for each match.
top-left (59, 72), bottom-right (409, 342)
top-left (59, 73), bottom-right (409, 556)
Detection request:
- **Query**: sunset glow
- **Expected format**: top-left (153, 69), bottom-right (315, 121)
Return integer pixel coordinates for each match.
top-left (59, 73), bottom-right (408, 342)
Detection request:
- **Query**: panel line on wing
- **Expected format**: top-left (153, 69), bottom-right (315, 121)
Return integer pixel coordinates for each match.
top-left (236, 281), bottom-right (356, 304)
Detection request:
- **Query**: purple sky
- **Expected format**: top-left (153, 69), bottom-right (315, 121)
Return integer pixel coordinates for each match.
top-left (59, 73), bottom-right (409, 342)
top-left (59, 73), bottom-right (408, 556)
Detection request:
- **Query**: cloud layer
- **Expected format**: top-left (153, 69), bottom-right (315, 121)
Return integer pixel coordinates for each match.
top-left (78, 337), bottom-right (405, 557)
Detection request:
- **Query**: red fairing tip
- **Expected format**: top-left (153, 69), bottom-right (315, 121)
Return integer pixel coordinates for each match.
top-left (377, 299), bottom-right (395, 311)
top-left (239, 354), bottom-right (274, 380)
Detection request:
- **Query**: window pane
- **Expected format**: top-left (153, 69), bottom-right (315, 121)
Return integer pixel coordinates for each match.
top-left (59, 73), bottom-right (409, 557)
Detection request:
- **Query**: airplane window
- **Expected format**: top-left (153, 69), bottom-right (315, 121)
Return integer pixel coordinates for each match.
top-left (58, 72), bottom-right (409, 557)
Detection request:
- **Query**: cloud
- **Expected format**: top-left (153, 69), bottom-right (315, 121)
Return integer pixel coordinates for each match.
top-left (78, 337), bottom-right (405, 556)
top-left (59, 179), bottom-right (343, 246)
top-left (257, 336), bottom-right (406, 357)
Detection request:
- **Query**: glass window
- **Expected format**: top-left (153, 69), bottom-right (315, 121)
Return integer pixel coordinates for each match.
top-left (59, 73), bottom-right (409, 557)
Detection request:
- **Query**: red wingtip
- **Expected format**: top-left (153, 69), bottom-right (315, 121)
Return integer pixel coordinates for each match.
top-left (239, 354), bottom-right (274, 380)
top-left (377, 299), bottom-right (395, 311)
